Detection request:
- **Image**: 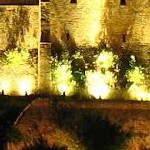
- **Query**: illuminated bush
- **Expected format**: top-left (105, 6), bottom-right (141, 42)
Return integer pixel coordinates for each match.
top-left (52, 58), bottom-right (76, 96)
top-left (71, 52), bottom-right (86, 88)
top-left (86, 71), bottom-right (110, 99)
top-left (96, 50), bottom-right (118, 69)
top-left (86, 50), bottom-right (118, 99)
top-left (4, 48), bottom-right (29, 67)
top-left (125, 55), bottom-right (150, 100)
top-left (126, 66), bottom-right (145, 85)
top-left (0, 48), bottom-right (36, 95)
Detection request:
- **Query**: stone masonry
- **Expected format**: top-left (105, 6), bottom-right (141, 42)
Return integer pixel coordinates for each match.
top-left (0, 0), bottom-right (150, 93)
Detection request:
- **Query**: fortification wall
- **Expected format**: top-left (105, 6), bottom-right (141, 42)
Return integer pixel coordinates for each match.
top-left (49, 0), bottom-right (106, 47)
top-left (0, 6), bottom-right (39, 95)
top-left (104, 0), bottom-right (150, 64)
top-left (0, 5), bottom-right (39, 51)
top-left (49, 0), bottom-right (150, 62)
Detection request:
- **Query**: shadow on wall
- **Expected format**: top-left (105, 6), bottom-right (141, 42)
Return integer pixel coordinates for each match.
top-left (6, 6), bottom-right (30, 50)
top-left (53, 107), bottom-right (131, 150)
top-left (51, 34), bottom-right (64, 60)
top-left (51, 32), bottom-right (78, 59)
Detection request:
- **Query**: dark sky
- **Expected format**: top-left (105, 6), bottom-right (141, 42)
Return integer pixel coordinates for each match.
top-left (0, 0), bottom-right (39, 5)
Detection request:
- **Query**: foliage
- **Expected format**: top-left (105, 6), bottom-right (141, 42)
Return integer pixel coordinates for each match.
top-left (0, 96), bottom-right (30, 149)
top-left (4, 48), bottom-right (29, 68)
top-left (126, 55), bottom-right (145, 85)
top-left (126, 66), bottom-right (145, 85)
top-left (125, 55), bottom-right (150, 100)
top-left (86, 50), bottom-right (118, 99)
top-left (117, 51), bottom-right (133, 89)
top-left (95, 50), bottom-right (118, 87)
top-left (96, 50), bottom-right (118, 70)
top-left (7, 126), bottom-right (23, 144)
top-left (0, 48), bottom-right (36, 94)
top-left (51, 48), bottom-right (149, 100)
top-left (71, 52), bottom-right (86, 87)
top-left (52, 56), bottom-right (75, 95)
top-left (23, 138), bottom-right (67, 150)
top-left (53, 107), bottom-right (131, 150)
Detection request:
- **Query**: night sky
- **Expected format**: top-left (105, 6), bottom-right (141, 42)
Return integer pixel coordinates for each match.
top-left (0, 0), bottom-right (39, 5)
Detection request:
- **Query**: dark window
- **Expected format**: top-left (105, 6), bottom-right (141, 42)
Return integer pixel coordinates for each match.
top-left (71, 0), bottom-right (77, 3)
top-left (120, 0), bottom-right (126, 5)
top-left (41, 30), bottom-right (50, 42)
top-left (41, 0), bottom-right (50, 2)
top-left (123, 34), bottom-right (126, 42)
top-left (66, 32), bottom-right (70, 41)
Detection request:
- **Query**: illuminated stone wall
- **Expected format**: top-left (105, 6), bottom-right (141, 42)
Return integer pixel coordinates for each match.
top-left (0, 6), bottom-right (39, 51)
top-left (104, 0), bottom-right (150, 84)
top-left (49, 0), bottom-right (150, 87)
top-left (0, 0), bottom-right (149, 95)
top-left (0, 5), bottom-right (39, 95)
top-left (38, 2), bottom-right (51, 94)
top-left (49, 0), bottom-right (150, 61)
top-left (49, 0), bottom-right (106, 47)
top-left (104, 0), bottom-right (150, 63)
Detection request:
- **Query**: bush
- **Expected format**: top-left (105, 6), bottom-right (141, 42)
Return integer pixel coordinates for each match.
top-left (53, 107), bottom-right (131, 150)
top-left (23, 137), bottom-right (67, 150)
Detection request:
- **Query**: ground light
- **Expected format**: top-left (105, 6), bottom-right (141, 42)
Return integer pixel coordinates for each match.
top-left (18, 76), bottom-right (34, 96)
top-left (53, 61), bottom-right (75, 96)
top-left (129, 84), bottom-right (150, 100)
top-left (86, 71), bottom-right (110, 99)
top-left (1, 80), bottom-right (10, 95)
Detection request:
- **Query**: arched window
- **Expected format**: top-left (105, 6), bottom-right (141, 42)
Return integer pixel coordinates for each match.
top-left (120, 0), bottom-right (126, 5)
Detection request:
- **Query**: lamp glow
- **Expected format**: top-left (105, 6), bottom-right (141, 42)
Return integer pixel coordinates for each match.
top-left (86, 71), bottom-right (110, 99)
top-left (18, 77), bottom-right (34, 95)
top-left (53, 62), bottom-right (75, 96)
top-left (129, 84), bottom-right (150, 101)
top-left (1, 80), bottom-right (9, 95)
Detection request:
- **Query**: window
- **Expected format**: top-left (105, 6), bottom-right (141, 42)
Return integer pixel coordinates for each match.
top-left (41, 0), bottom-right (50, 2)
top-left (120, 0), bottom-right (126, 5)
top-left (41, 30), bottom-right (50, 42)
top-left (122, 34), bottom-right (126, 42)
top-left (70, 0), bottom-right (77, 3)
top-left (66, 32), bottom-right (70, 41)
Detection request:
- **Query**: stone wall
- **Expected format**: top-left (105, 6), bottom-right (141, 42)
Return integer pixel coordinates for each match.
top-left (104, 0), bottom-right (150, 63)
top-left (0, 0), bottom-right (149, 94)
top-left (38, 2), bottom-right (51, 94)
top-left (0, 5), bottom-right (39, 94)
top-left (49, 0), bottom-right (150, 62)
top-left (0, 5), bottom-right (39, 51)
top-left (49, 0), bottom-right (106, 47)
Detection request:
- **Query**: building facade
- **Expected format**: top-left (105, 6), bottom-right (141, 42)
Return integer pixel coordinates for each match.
top-left (0, 0), bottom-right (149, 94)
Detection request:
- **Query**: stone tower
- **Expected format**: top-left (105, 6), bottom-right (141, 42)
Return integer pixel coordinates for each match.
top-left (38, 0), bottom-right (51, 94)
